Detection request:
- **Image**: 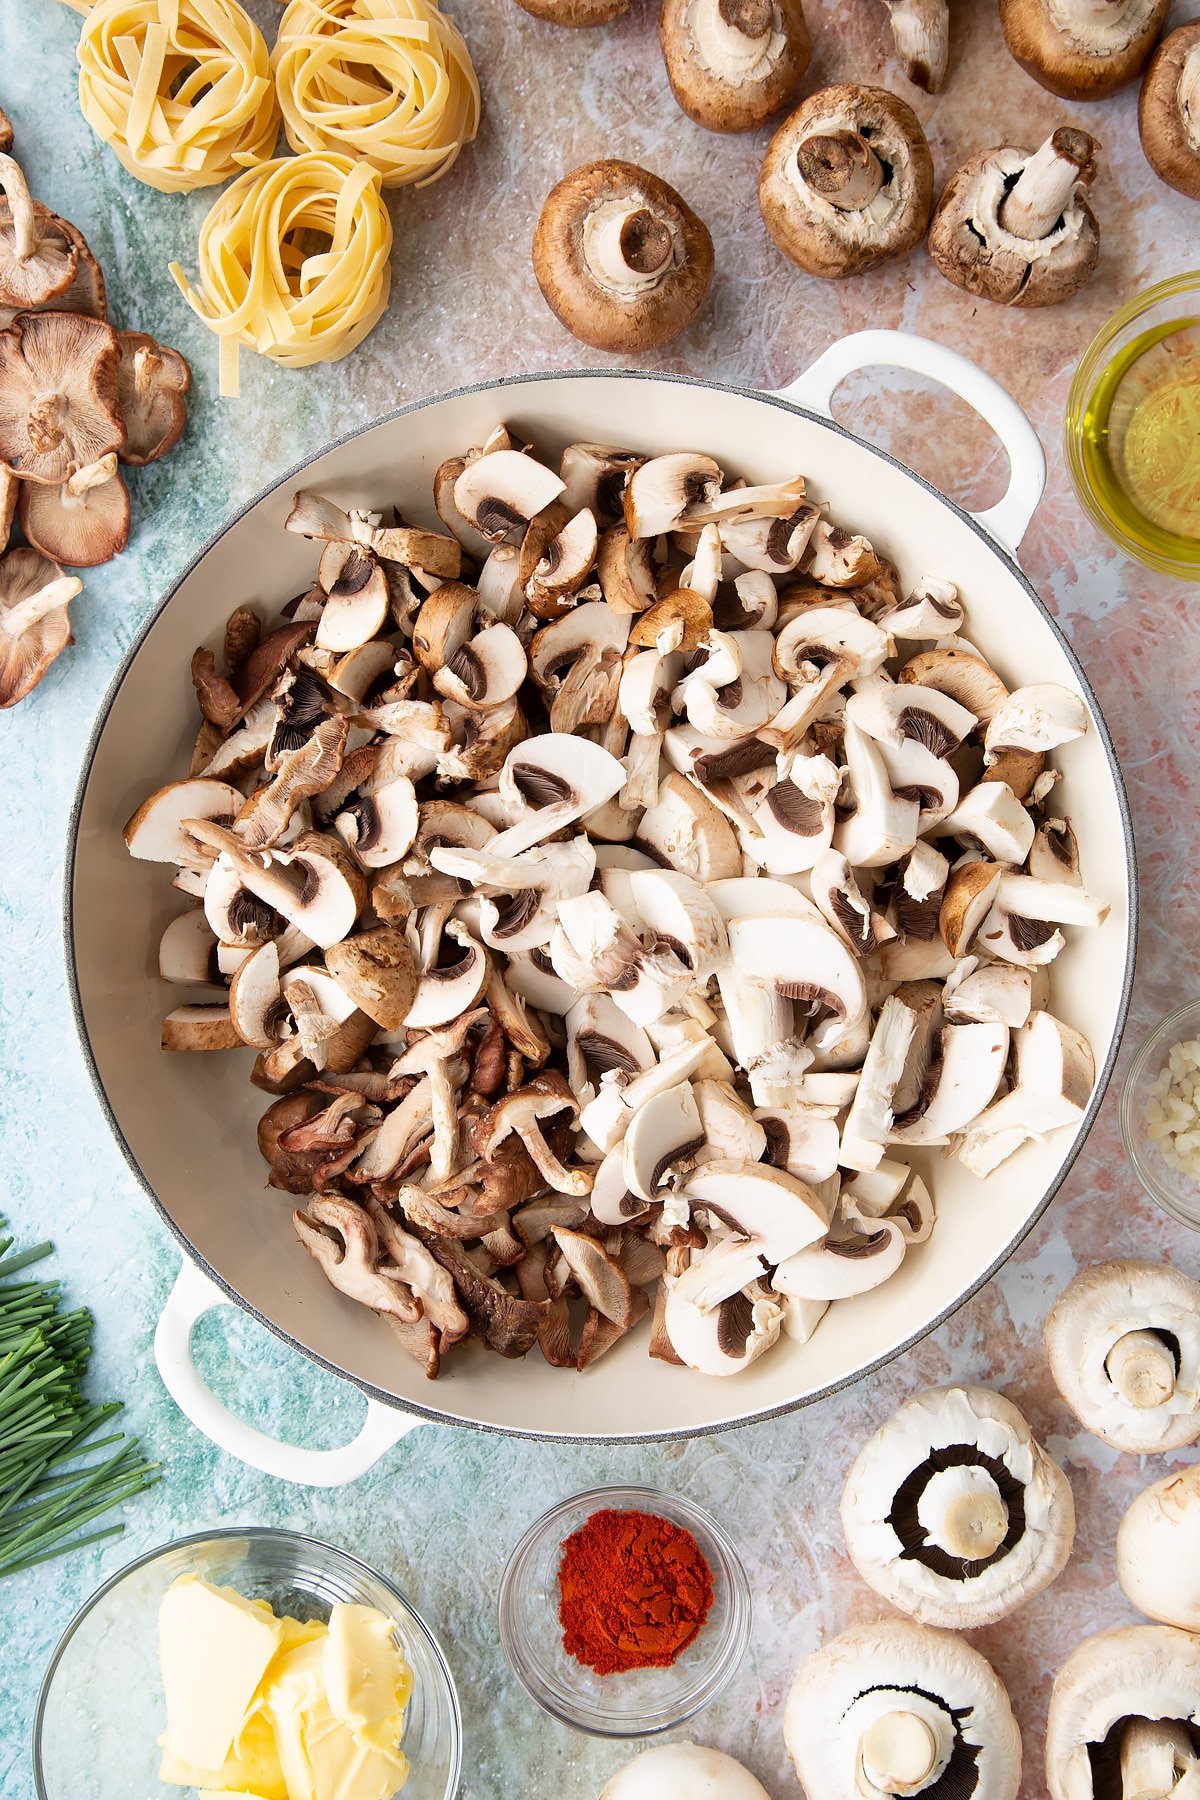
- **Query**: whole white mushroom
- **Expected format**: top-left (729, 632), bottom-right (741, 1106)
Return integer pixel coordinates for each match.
top-left (599, 1742), bottom-right (774, 1800)
top-left (1117, 1464), bottom-right (1200, 1631)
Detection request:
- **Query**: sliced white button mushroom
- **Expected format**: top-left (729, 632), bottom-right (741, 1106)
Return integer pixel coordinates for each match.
top-left (315, 545), bottom-right (390, 652)
top-left (974, 900), bottom-right (1066, 969)
top-left (158, 908), bottom-right (219, 985)
top-left (682, 1159), bottom-right (827, 1262)
top-left (774, 603), bottom-right (892, 681)
top-left (1045, 1625), bottom-right (1200, 1800)
top-left (124, 778), bottom-right (242, 864)
top-left (786, 1619), bottom-right (1022, 1800)
top-left (742, 754), bottom-right (840, 875)
top-left (635, 769), bottom-right (743, 882)
top-left (559, 442), bottom-right (644, 526)
top-left (161, 1003), bottom-right (243, 1052)
top-left (664, 1267), bottom-right (782, 1376)
top-left (627, 866), bottom-right (730, 982)
top-left (334, 771), bottom-right (419, 869)
top-left (810, 848), bottom-right (881, 955)
top-left (839, 994), bottom-right (918, 1171)
top-left (984, 682), bottom-right (1089, 761)
top-left (707, 874), bottom-right (825, 927)
top-left (622, 1081), bottom-right (705, 1202)
top-left (754, 1103), bottom-right (840, 1183)
top-left (1045, 1261), bottom-right (1200, 1456)
top-left (433, 836), bottom-right (595, 954)
top-left (955, 1010), bottom-right (1094, 1175)
top-left (834, 721), bottom-right (921, 869)
top-left (880, 576), bottom-right (964, 639)
top-left (218, 832), bottom-right (366, 949)
top-left (556, 890), bottom-right (692, 1026)
top-left (1117, 1466), bottom-right (1200, 1633)
top-left (727, 911), bottom-right (869, 1048)
top-left (993, 872), bottom-right (1110, 929)
top-left (491, 733), bottom-right (626, 856)
top-left (228, 939), bottom-right (284, 1048)
top-left (714, 967), bottom-right (811, 1107)
top-left (578, 1037), bottom-right (712, 1153)
top-left (623, 451), bottom-right (722, 538)
top-left (774, 1216), bottom-right (907, 1300)
top-left (942, 956), bottom-right (1033, 1028)
top-left (934, 780), bottom-right (1036, 865)
top-left (841, 1384), bottom-right (1075, 1629)
top-left (405, 922), bottom-right (490, 1028)
top-left (598, 1740), bottom-right (775, 1800)
top-left (433, 621), bottom-right (528, 711)
top-left (889, 1022), bottom-right (1008, 1145)
top-left (847, 679), bottom-right (976, 757)
top-left (524, 507), bottom-right (599, 614)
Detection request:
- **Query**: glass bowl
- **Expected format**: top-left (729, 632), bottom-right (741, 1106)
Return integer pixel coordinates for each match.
top-left (1120, 1000), bottom-right (1200, 1230)
top-left (497, 1484), bottom-right (751, 1739)
top-left (1064, 270), bottom-right (1200, 581)
top-left (33, 1525), bottom-right (461, 1800)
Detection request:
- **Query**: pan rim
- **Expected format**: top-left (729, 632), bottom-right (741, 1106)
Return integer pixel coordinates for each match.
top-left (62, 364), bottom-right (1139, 1443)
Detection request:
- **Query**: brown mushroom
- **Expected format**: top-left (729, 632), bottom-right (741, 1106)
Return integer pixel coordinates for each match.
top-left (514, 0), bottom-right (630, 19)
top-left (881, 0), bottom-right (951, 92)
top-left (325, 927), bottom-right (418, 1031)
top-left (0, 108), bottom-right (12, 156)
top-left (475, 1070), bottom-right (595, 1196)
top-left (114, 329), bottom-right (191, 466)
top-left (0, 461), bottom-right (16, 545)
top-left (0, 543), bottom-right (80, 707)
top-left (0, 311), bottom-right (124, 481)
top-left (409, 1226), bottom-right (548, 1358)
top-left (1139, 22), bottom-right (1200, 200)
top-left (659, 0), bottom-right (812, 134)
top-left (1000, 0), bottom-right (1169, 100)
top-left (17, 452), bottom-right (130, 566)
top-left (533, 159), bottom-right (714, 352)
top-left (293, 1194), bottom-right (422, 1323)
top-left (759, 84), bottom-right (934, 278)
top-left (0, 153), bottom-right (77, 310)
top-left (928, 129), bottom-right (1101, 307)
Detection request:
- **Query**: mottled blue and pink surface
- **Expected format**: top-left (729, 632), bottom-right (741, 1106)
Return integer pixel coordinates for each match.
top-left (2, 2), bottom-right (1199, 1796)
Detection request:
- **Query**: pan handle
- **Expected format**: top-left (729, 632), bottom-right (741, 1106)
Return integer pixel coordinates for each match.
top-left (776, 328), bottom-right (1047, 559)
top-left (154, 1258), bottom-right (420, 1488)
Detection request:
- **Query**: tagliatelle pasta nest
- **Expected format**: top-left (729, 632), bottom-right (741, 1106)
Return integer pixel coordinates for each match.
top-left (71, 0), bottom-right (280, 193)
top-left (271, 0), bottom-right (481, 189)
top-left (169, 151), bottom-right (392, 395)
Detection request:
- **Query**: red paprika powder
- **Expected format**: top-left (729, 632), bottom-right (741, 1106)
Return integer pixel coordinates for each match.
top-left (557, 1507), bottom-right (714, 1676)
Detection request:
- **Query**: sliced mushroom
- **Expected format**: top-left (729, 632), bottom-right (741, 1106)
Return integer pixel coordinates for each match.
top-left (659, 0), bottom-right (811, 133)
top-left (533, 159), bottom-right (715, 352)
top-left (834, 721), bottom-right (921, 870)
top-left (841, 1384), bottom-right (1075, 1628)
top-left (1045, 1260), bottom-right (1200, 1455)
top-left (985, 682), bottom-right (1089, 761)
top-left (683, 1159), bottom-right (827, 1261)
top-left (882, 0), bottom-right (951, 91)
top-left (742, 754), bottom-right (841, 875)
top-left (1045, 1625), bottom-right (1200, 1800)
top-left (114, 329), bottom-right (190, 465)
top-left (524, 507), bottom-right (598, 615)
top-left (664, 1268), bottom-right (783, 1375)
top-left (627, 866), bottom-right (730, 982)
top-left (315, 543), bottom-right (390, 652)
top-left (939, 860), bottom-right (1004, 956)
top-left (0, 310), bottom-right (124, 482)
top-left (838, 995), bottom-right (919, 1171)
top-left (0, 543), bottom-right (79, 707)
top-left (1000, 0), bottom-right (1169, 100)
top-left (475, 1071), bottom-right (593, 1196)
top-left (942, 957), bottom-right (1033, 1029)
top-left (786, 1619), bottom-right (1022, 1800)
top-left (324, 928), bottom-right (417, 1031)
top-left (726, 909), bottom-right (869, 1051)
top-left (935, 782), bottom-right (1036, 865)
top-left (453, 450), bottom-right (566, 545)
top-left (161, 1003), bottom-right (243, 1052)
top-left (294, 1195), bottom-right (421, 1322)
top-left (899, 645), bottom-right (1009, 722)
top-left (1140, 23), bottom-right (1200, 199)
top-left (555, 889), bottom-right (691, 1026)
top-left (625, 452), bottom-right (722, 538)
top-left (929, 130), bottom-right (1102, 307)
top-left (773, 1217), bottom-right (907, 1300)
top-left (889, 1021), bottom-right (1009, 1145)
top-left (636, 769), bottom-right (743, 881)
top-left (759, 83), bottom-right (934, 277)
top-left (881, 575), bottom-right (965, 639)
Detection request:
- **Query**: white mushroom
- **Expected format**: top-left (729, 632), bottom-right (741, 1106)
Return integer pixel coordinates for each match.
top-left (453, 449), bottom-right (566, 543)
top-left (839, 994), bottom-right (918, 1171)
top-left (889, 1022), bottom-right (1009, 1145)
top-left (955, 1009), bottom-right (1094, 1175)
top-left (841, 1384), bottom-right (1075, 1628)
top-left (727, 910), bottom-right (869, 1051)
top-left (599, 1741), bottom-right (774, 1800)
top-left (786, 1619), bottom-right (1022, 1800)
top-left (664, 1269), bottom-right (783, 1376)
top-left (1117, 1465), bottom-right (1200, 1633)
top-left (635, 769), bottom-right (743, 882)
top-left (933, 782), bottom-right (1036, 865)
top-left (555, 890), bottom-right (692, 1026)
top-left (627, 866), bottom-right (730, 982)
top-left (773, 1216), bottom-right (907, 1300)
top-left (1045, 1625), bottom-right (1200, 1800)
top-left (1045, 1261), bottom-right (1200, 1455)
top-left (835, 721), bottom-right (921, 869)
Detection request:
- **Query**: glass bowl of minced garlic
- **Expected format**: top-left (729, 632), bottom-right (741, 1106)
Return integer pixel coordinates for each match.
top-left (1122, 999), bottom-right (1200, 1229)
top-left (33, 1525), bottom-right (461, 1800)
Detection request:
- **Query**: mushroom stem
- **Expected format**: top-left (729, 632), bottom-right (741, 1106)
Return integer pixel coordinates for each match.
top-left (1, 573), bottom-right (80, 641)
top-left (860, 1711), bottom-right (940, 1795)
top-left (132, 343), bottom-right (164, 404)
top-left (796, 132), bottom-right (885, 209)
top-left (1181, 45), bottom-right (1200, 150)
top-left (0, 153), bottom-right (37, 263)
top-left (883, 0), bottom-right (951, 93)
top-left (1000, 129), bottom-right (1099, 240)
top-left (694, 0), bottom-right (775, 68)
top-left (1119, 1717), bottom-right (1198, 1800)
top-left (65, 452), bottom-right (118, 497)
top-left (584, 201), bottom-right (677, 293)
top-left (1106, 1330), bottom-right (1178, 1409)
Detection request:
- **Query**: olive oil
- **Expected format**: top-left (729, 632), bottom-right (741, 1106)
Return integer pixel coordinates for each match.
top-left (1078, 317), bottom-right (1200, 568)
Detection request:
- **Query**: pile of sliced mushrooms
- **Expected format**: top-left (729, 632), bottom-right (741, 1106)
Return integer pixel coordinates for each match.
top-left (0, 137), bottom-right (190, 707)
top-left (125, 426), bottom-right (1108, 1383)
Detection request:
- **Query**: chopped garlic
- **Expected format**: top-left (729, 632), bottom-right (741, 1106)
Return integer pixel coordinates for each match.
top-left (1145, 1037), bottom-right (1200, 1182)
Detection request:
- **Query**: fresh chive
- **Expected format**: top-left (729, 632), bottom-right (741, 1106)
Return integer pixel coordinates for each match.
top-left (0, 1218), bottom-right (159, 1578)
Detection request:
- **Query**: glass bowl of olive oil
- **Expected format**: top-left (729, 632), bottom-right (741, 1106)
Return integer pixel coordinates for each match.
top-left (1065, 271), bottom-right (1200, 581)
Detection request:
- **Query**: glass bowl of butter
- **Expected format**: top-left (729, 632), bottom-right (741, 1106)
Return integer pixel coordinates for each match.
top-left (1065, 270), bottom-right (1200, 581)
top-left (33, 1525), bottom-right (461, 1800)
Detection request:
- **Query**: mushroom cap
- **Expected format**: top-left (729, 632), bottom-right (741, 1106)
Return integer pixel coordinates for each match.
top-left (0, 158), bottom-right (77, 310)
top-left (840, 1384), bottom-right (1076, 1627)
top-left (0, 543), bottom-right (79, 708)
top-left (1045, 1624), bottom-right (1200, 1800)
top-left (758, 83), bottom-right (934, 278)
top-left (786, 1618), bottom-right (1022, 1800)
top-left (1045, 1260), bottom-right (1200, 1454)
top-left (999, 0), bottom-right (1169, 100)
top-left (0, 310), bottom-right (124, 481)
top-left (659, 0), bottom-right (812, 134)
top-left (533, 159), bottom-right (714, 352)
top-left (115, 329), bottom-right (191, 466)
top-left (928, 142), bottom-right (1100, 308)
top-left (1116, 1464), bottom-right (1200, 1631)
top-left (514, 0), bottom-right (631, 20)
top-left (1139, 23), bottom-right (1200, 200)
top-left (18, 455), bottom-right (130, 567)
top-left (599, 1741), bottom-right (774, 1799)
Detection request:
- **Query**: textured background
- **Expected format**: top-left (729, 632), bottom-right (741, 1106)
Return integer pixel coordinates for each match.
top-left (2, 0), bottom-right (1199, 1795)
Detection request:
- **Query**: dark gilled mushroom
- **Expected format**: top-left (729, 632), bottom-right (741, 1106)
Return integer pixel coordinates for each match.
top-left (928, 128), bottom-right (1102, 307)
top-left (0, 543), bottom-right (80, 707)
top-left (786, 1618), bottom-right (1022, 1800)
top-left (658, 0), bottom-right (812, 134)
top-left (759, 83), bottom-right (934, 278)
top-left (840, 1384), bottom-right (1076, 1627)
top-left (1139, 22), bottom-right (1200, 200)
top-left (1045, 1625), bottom-right (1200, 1800)
top-left (533, 159), bottom-right (714, 352)
top-left (0, 309), bottom-right (123, 488)
top-left (475, 1071), bottom-right (595, 1196)
top-left (114, 329), bottom-right (191, 466)
top-left (1000, 0), bottom-right (1169, 100)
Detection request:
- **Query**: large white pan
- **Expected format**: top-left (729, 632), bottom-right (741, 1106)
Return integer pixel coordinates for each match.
top-left (67, 331), bottom-right (1136, 1485)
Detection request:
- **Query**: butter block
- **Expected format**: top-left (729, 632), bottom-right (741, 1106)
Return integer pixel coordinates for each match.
top-left (159, 1706), bottom-right (288, 1799)
top-left (324, 1606), bottom-right (408, 1737)
top-left (303, 1700), bottom-right (409, 1800)
top-left (159, 1575), bottom-right (284, 1771)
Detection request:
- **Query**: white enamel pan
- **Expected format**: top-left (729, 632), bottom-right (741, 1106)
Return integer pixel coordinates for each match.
top-left (66, 330), bottom-right (1137, 1485)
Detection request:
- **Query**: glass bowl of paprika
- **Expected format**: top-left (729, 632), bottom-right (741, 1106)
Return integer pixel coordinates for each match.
top-left (497, 1484), bottom-right (752, 1738)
